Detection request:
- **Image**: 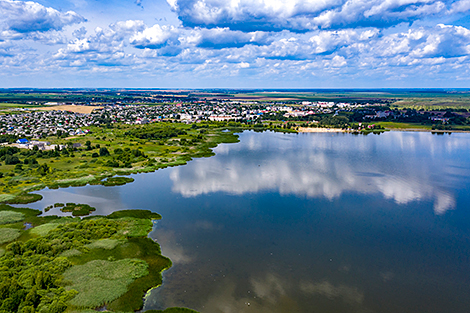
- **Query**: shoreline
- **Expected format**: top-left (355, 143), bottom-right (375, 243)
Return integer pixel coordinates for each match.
top-left (297, 126), bottom-right (470, 134)
top-left (297, 127), bottom-right (346, 133)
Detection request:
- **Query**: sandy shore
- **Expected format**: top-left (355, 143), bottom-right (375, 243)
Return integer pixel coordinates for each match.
top-left (297, 127), bottom-right (346, 133)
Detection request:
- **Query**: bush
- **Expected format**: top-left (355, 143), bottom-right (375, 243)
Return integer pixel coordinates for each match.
top-left (5, 155), bottom-right (20, 165)
top-left (91, 152), bottom-right (99, 158)
top-left (99, 147), bottom-right (110, 156)
top-left (37, 163), bottom-right (50, 176)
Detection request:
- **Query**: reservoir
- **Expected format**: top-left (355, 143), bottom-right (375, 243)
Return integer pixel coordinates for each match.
top-left (27, 131), bottom-right (470, 313)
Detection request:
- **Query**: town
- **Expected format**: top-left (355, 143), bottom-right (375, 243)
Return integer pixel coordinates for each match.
top-left (1, 99), bottom-right (470, 141)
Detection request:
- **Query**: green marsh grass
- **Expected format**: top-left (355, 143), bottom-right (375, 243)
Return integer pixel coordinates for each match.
top-left (60, 248), bottom-right (83, 257)
top-left (0, 227), bottom-right (21, 244)
top-left (30, 222), bottom-right (60, 236)
top-left (147, 308), bottom-right (200, 313)
top-left (0, 211), bottom-right (24, 224)
top-left (85, 239), bottom-right (123, 250)
top-left (63, 258), bottom-right (149, 308)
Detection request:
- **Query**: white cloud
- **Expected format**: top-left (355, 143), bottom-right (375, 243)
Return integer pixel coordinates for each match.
top-left (0, 0), bottom-right (85, 40)
top-left (130, 24), bottom-right (179, 49)
top-left (166, 0), bottom-right (454, 32)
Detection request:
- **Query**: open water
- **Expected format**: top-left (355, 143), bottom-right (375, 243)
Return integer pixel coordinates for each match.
top-left (28, 131), bottom-right (470, 313)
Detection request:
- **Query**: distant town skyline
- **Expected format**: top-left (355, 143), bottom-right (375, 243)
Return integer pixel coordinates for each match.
top-left (1, 0), bottom-right (470, 88)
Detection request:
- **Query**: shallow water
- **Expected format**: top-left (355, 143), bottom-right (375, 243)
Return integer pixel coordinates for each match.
top-left (28, 131), bottom-right (470, 313)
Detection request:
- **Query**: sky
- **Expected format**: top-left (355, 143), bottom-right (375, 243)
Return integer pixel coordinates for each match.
top-left (1, 0), bottom-right (470, 88)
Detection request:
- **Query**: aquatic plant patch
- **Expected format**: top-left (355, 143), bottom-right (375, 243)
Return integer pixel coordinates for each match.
top-left (0, 210), bottom-right (24, 224)
top-left (0, 227), bottom-right (21, 244)
top-left (102, 176), bottom-right (135, 186)
top-left (4, 193), bottom-right (43, 204)
top-left (85, 238), bottom-right (123, 250)
top-left (63, 258), bottom-right (149, 308)
top-left (60, 203), bottom-right (96, 216)
top-left (30, 222), bottom-right (60, 236)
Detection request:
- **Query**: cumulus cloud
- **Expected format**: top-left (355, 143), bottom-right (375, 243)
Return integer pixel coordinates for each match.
top-left (53, 21), bottom-right (147, 68)
top-left (130, 24), bottom-right (179, 49)
top-left (0, 0), bottom-right (85, 39)
top-left (166, 0), bottom-right (455, 32)
top-left (130, 25), bottom-right (272, 50)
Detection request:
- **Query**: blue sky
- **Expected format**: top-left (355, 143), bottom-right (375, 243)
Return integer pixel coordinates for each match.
top-left (1, 0), bottom-right (470, 88)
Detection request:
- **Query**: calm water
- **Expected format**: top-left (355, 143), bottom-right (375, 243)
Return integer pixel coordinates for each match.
top-left (27, 131), bottom-right (470, 313)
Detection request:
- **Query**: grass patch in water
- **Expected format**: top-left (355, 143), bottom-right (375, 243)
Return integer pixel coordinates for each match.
top-left (85, 238), bottom-right (123, 250)
top-left (4, 192), bottom-right (43, 204)
top-left (60, 203), bottom-right (96, 216)
top-left (107, 209), bottom-right (162, 220)
top-left (147, 308), bottom-right (200, 313)
top-left (60, 248), bottom-right (83, 257)
top-left (0, 228), bottom-right (21, 244)
top-left (63, 258), bottom-right (149, 308)
top-left (30, 222), bottom-right (60, 236)
top-left (0, 211), bottom-right (24, 224)
top-left (102, 176), bottom-right (135, 186)
top-left (0, 194), bottom-right (15, 202)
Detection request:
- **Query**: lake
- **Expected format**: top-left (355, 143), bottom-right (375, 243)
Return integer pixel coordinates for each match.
top-left (27, 130), bottom-right (470, 313)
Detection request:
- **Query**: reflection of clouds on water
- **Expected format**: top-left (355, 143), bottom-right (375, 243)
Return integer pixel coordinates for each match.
top-left (170, 132), bottom-right (465, 215)
top-left (300, 281), bottom-right (364, 304)
top-left (28, 187), bottom-right (126, 216)
top-left (251, 273), bottom-right (286, 303)
top-left (199, 273), bottom-right (365, 313)
top-left (194, 220), bottom-right (223, 231)
top-left (152, 229), bottom-right (192, 264)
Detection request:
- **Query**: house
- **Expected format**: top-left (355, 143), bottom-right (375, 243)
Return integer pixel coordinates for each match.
top-left (16, 139), bottom-right (29, 144)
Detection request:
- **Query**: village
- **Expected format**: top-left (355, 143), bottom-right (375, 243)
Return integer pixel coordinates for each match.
top-left (0, 100), bottom-right (467, 144)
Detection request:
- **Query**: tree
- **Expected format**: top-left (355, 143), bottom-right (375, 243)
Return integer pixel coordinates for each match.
top-left (37, 163), bottom-right (50, 176)
top-left (5, 155), bottom-right (20, 165)
top-left (99, 147), bottom-right (110, 156)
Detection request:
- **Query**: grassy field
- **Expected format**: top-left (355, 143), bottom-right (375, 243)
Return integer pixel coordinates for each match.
top-left (375, 122), bottom-right (433, 130)
top-left (375, 121), bottom-right (470, 131)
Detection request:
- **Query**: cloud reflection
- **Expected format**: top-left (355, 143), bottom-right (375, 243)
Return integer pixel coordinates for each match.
top-left (198, 272), bottom-right (365, 313)
top-left (300, 281), bottom-right (364, 304)
top-left (170, 132), bottom-right (461, 215)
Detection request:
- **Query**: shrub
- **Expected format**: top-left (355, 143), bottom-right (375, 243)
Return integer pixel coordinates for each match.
top-left (99, 147), bottom-right (110, 156)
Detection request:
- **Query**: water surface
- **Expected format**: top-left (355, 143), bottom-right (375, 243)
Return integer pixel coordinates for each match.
top-left (29, 131), bottom-right (470, 313)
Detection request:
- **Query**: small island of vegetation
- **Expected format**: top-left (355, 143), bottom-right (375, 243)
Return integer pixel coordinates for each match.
top-left (0, 205), bottom-right (198, 313)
